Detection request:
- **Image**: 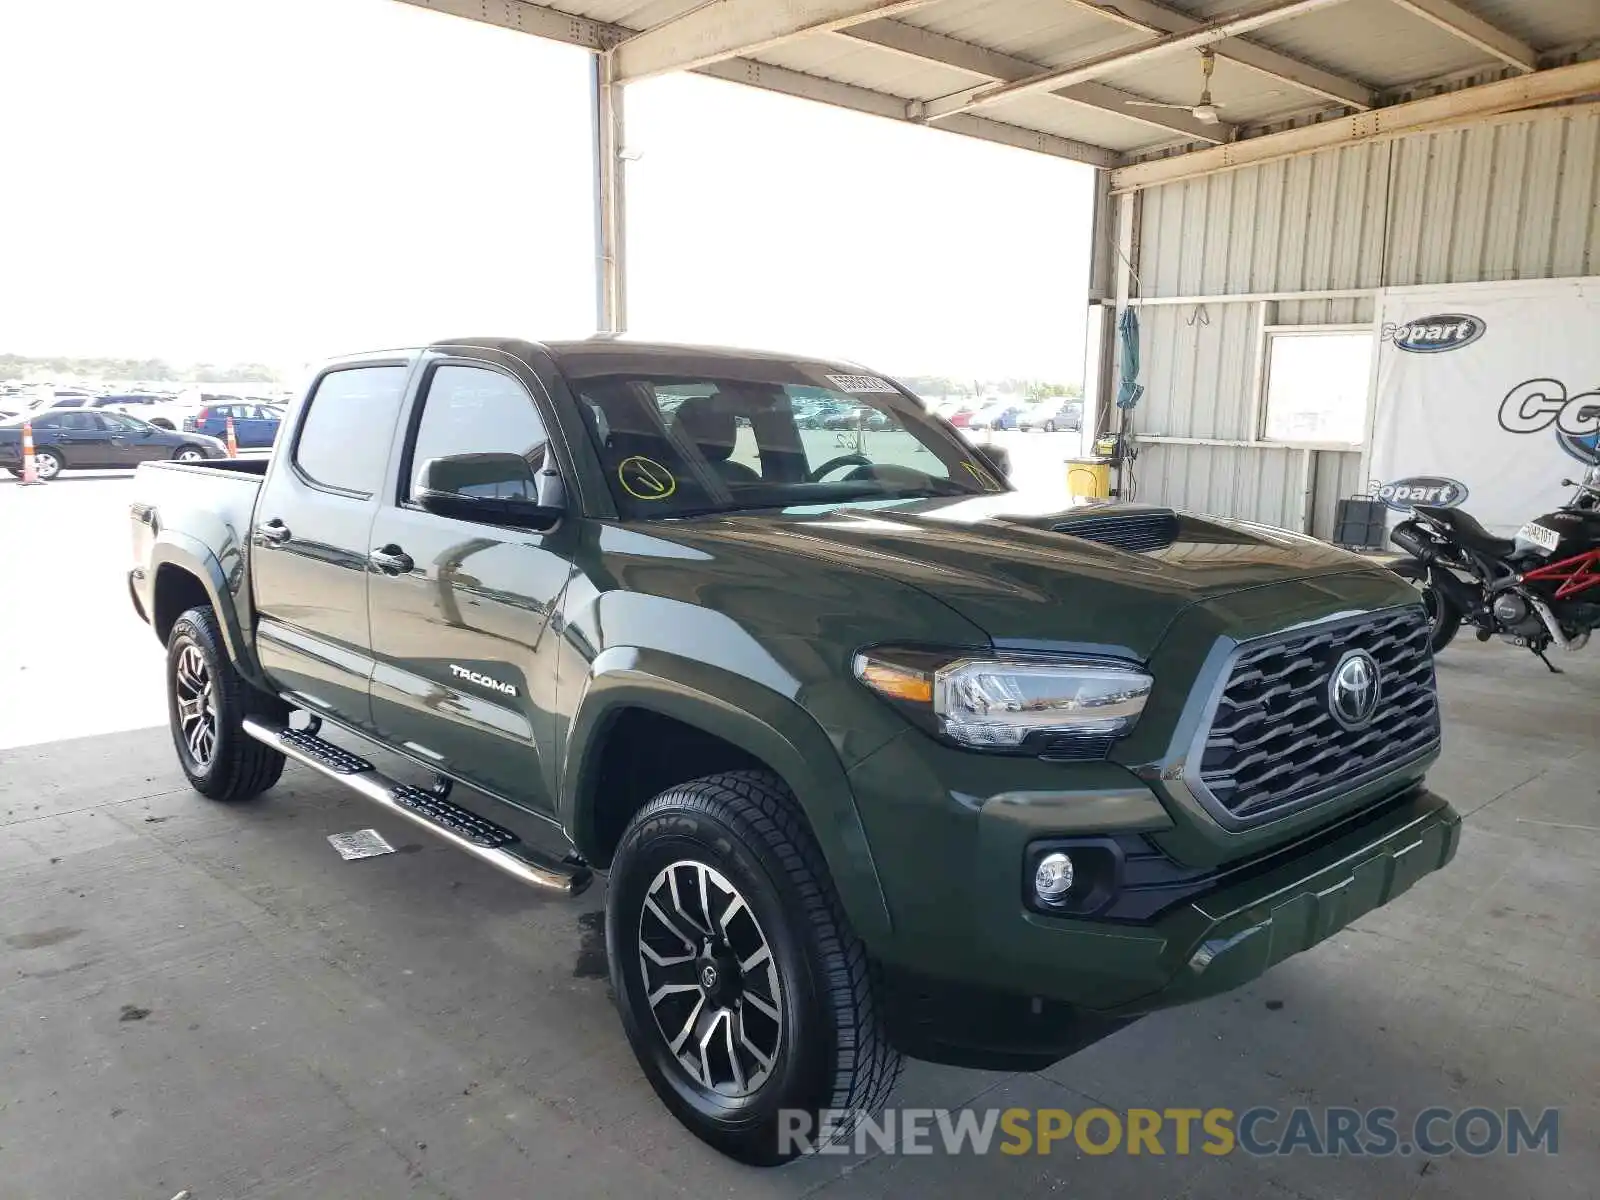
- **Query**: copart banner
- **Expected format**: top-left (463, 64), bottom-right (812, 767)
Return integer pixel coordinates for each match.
top-left (1369, 279), bottom-right (1600, 536)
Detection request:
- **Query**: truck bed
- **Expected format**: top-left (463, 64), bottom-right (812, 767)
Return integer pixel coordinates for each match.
top-left (130, 458), bottom-right (268, 602)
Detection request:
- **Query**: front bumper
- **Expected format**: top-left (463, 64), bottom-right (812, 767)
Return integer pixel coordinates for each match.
top-left (847, 731), bottom-right (1459, 1065)
top-left (1123, 784), bottom-right (1458, 1012)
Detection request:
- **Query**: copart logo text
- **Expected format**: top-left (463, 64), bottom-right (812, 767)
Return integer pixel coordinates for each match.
top-left (1374, 476), bottom-right (1469, 512)
top-left (1498, 378), bottom-right (1600, 463)
top-left (1381, 313), bottom-right (1486, 353)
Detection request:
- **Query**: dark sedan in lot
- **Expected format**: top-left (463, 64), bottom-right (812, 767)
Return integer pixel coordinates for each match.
top-left (0, 410), bottom-right (227, 480)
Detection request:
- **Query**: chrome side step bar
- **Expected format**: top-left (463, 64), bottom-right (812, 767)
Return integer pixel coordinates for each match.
top-left (243, 717), bottom-right (591, 895)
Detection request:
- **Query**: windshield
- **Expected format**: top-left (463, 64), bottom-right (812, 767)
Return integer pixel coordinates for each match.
top-left (570, 371), bottom-right (1008, 519)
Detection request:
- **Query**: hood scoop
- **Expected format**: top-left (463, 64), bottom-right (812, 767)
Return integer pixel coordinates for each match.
top-left (1050, 508), bottom-right (1181, 554)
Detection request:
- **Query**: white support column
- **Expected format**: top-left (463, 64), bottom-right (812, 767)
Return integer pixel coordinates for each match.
top-left (1082, 170), bottom-right (1116, 443)
top-left (592, 51), bottom-right (628, 334)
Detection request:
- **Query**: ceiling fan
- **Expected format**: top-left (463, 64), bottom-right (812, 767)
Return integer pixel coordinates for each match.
top-left (1124, 48), bottom-right (1226, 125)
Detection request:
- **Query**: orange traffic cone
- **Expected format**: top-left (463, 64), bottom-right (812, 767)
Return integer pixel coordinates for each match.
top-left (225, 416), bottom-right (239, 458)
top-left (19, 421), bottom-right (43, 485)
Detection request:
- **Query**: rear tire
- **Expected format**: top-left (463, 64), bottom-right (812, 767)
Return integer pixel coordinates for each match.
top-left (1391, 559), bottom-right (1462, 653)
top-left (31, 448), bottom-right (63, 480)
top-left (607, 770), bottom-right (901, 1165)
top-left (166, 606), bottom-right (288, 800)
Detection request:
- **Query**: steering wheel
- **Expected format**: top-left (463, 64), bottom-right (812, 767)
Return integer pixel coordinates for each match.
top-left (807, 453), bottom-right (873, 482)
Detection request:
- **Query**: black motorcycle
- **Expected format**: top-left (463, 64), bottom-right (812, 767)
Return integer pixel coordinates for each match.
top-left (1389, 463), bottom-right (1600, 671)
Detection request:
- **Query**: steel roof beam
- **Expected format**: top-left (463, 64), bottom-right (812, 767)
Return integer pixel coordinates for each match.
top-left (1387, 0), bottom-right (1538, 73)
top-left (1054, 0), bottom-right (1376, 110)
top-left (919, 0), bottom-right (1354, 121)
top-left (394, 0), bottom-right (1112, 165)
top-left (1111, 56), bottom-right (1600, 191)
top-left (843, 19), bottom-right (1234, 143)
top-left (611, 0), bottom-right (939, 83)
top-left (697, 58), bottom-right (1118, 165)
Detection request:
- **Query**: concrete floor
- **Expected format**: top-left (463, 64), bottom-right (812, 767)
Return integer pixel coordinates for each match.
top-left (1, 472), bottom-right (1597, 1199)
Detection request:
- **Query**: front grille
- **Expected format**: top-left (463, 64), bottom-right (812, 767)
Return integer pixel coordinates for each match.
top-left (1053, 509), bottom-right (1180, 553)
top-left (1194, 607), bottom-right (1439, 824)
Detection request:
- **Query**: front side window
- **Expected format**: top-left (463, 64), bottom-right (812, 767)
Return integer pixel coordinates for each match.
top-left (406, 364), bottom-right (548, 502)
top-left (294, 366), bottom-right (409, 496)
top-left (572, 369), bottom-right (1005, 520)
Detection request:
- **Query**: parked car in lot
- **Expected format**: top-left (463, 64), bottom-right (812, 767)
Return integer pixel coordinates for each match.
top-left (0, 409), bottom-right (226, 479)
top-left (127, 337), bottom-right (1458, 1165)
top-left (793, 398), bottom-right (855, 429)
top-left (1018, 401), bottom-right (1082, 432)
top-left (967, 402), bottom-right (1025, 431)
top-left (821, 403), bottom-right (890, 431)
top-left (184, 400), bottom-right (284, 448)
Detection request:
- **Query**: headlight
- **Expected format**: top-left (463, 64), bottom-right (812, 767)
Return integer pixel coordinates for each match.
top-left (852, 647), bottom-right (1152, 754)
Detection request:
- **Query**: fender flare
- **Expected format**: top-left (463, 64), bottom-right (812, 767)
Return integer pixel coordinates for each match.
top-left (146, 532), bottom-right (268, 688)
top-left (563, 646), bottom-right (893, 944)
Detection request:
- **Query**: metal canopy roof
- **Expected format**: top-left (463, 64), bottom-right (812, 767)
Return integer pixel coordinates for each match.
top-left (401, 0), bottom-right (1600, 171)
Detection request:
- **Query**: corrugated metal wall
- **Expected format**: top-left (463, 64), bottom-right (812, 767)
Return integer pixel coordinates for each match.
top-left (1126, 105), bottom-right (1600, 537)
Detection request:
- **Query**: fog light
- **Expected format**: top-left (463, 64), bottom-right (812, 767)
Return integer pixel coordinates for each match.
top-left (1034, 852), bottom-right (1075, 902)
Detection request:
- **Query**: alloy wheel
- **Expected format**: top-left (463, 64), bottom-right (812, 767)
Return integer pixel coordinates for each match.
top-left (174, 644), bottom-right (218, 768)
top-left (177, 449), bottom-right (205, 462)
top-left (638, 860), bottom-right (784, 1098)
top-left (34, 453), bottom-right (60, 480)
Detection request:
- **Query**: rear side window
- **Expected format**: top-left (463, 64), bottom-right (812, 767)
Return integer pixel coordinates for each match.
top-left (406, 365), bottom-right (548, 501)
top-left (294, 366), bottom-right (409, 496)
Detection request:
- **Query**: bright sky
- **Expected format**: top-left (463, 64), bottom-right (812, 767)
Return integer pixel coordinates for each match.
top-left (1, 0), bottom-right (1094, 382)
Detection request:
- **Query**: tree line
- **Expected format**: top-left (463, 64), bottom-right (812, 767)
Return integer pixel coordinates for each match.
top-left (0, 353), bottom-right (283, 383)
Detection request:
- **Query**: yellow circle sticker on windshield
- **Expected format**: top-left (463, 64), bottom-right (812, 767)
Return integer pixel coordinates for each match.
top-left (618, 456), bottom-right (678, 500)
top-left (961, 460), bottom-right (1001, 491)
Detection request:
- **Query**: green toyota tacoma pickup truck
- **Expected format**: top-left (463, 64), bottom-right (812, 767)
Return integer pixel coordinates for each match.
top-left (128, 337), bottom-right (1460, 1163)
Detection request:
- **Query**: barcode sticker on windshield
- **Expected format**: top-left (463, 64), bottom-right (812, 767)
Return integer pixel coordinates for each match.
top-left (826, 374), bottom-right (898, 394)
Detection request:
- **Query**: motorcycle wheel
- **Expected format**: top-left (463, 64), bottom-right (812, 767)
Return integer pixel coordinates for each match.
top-left (1390, 559), bottom-right (1463, 653)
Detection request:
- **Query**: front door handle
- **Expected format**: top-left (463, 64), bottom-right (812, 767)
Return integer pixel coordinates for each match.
top-left (257, 518), bottom-right (292, 544)
top-left (370, 545), bottom-right (414, 575)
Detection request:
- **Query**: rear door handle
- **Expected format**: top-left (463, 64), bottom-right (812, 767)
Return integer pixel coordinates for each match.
top-left (370, 545), bottom-right (414, 575)
top-left (257, 519), bottom-right (292, 543)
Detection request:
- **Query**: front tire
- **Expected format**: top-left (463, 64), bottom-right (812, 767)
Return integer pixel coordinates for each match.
top-left (1391, 559), bottom-right (1462, 652)
top-left (166, 606), bottom-right (288, 800)
top-left (174, 445), bottom-right (208, 462)
top-left (607, 770), bottom-right (901, 1165)
top-left (1044, 420), bottom-right (1057, 432)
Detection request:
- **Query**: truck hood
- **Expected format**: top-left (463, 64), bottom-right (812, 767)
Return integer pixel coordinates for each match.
top-left (658, 493), bottom-right (1374, 662)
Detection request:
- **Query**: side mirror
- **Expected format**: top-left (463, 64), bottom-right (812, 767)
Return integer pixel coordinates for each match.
top-left (980, 445), bottom-right (1013, 479)
top-left (414, 450), bottom-right (565, 529)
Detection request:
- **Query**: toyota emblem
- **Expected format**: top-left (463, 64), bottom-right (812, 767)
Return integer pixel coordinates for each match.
top-left (1328, 649), bottom-right (1382, 730)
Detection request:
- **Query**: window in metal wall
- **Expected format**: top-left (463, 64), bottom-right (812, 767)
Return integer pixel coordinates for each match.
top-left (1259, 327), bottom-right (1373, 448)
